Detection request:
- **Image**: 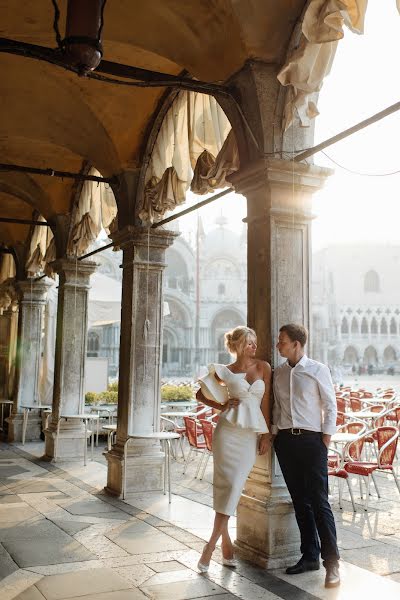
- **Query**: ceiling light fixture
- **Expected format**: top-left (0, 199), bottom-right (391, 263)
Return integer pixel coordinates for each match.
top-left (52, 0), bottom-right (107, 75)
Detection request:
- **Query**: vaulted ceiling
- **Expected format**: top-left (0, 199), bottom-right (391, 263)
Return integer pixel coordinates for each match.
top-left (0, 0), bottom-right (307, 249)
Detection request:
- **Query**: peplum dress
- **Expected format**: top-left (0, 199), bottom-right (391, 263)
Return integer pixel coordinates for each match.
top-left (207, 364), bottom-right (268, 516)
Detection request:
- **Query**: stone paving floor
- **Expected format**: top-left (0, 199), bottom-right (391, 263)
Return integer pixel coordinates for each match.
top-left (1, 439), bottom-right (400, 600)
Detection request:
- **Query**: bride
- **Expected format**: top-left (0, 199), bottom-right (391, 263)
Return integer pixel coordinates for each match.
top-left (195, 325), bottom-right (271, 572)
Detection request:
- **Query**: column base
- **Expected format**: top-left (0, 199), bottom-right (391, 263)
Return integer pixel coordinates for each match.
top-left (44, 420), bottom-right (89, 461)
top-left (234, 494), bottom-right (300, 568)
top-left (6, 411), bottom-right (42, 443)
top-left (104, 440), bottom-right (165, 498)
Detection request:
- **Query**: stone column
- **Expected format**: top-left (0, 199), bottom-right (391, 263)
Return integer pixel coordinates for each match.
top-left (7, 279), bottom-right (52, 442)
top-left (0, 303), bottom-right (18, 399)
top-left (228, 158), bottom-right (332, 567)
top-left (105, 226), bottom-right (177, 497)
top-left (44, 259), bottom-right (96, 460)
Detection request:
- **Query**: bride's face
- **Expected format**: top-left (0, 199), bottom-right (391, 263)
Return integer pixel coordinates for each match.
top-left (242, 335), bottom-right (257, 358)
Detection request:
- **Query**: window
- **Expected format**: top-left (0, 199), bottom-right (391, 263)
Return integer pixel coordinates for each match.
top-left (361, 317), bottom-right (368, 334)
top-left (351, 317), bottom-right (358, 334)
top-left (371, 317), bottom-right (378, 334)
top-left (381, 319), bottom-right (388, 335)
top-left (364, 270), bottom-right (380, 293)
top-left (218, 283), bottom-right (225, 295)
top-left (87, 330), bottom-right (99, 357)
top-left (341, 317), bottom-right (349, 334)
top-left (390, 317), bottom-right (397, 335)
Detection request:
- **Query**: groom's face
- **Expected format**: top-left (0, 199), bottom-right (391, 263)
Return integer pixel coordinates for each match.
top-left (276, 331), bottom-right (296, 359)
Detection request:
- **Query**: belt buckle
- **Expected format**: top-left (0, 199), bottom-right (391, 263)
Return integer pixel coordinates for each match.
top-left (291, 428), bottom-right (302, 435)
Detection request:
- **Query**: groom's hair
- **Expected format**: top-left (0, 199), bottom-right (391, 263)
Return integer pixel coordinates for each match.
top-left (280, 323), bottom-right (308, 347)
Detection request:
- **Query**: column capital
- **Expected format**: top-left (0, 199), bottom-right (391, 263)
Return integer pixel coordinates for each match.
top-left (50, 258), bottom-right (97, 286)
top-left (228, 158), bottom-right (333, 197)
top-left (17, 278), bottom-right (53, 303)
top-left (110, 225), bottom-right (178, 252)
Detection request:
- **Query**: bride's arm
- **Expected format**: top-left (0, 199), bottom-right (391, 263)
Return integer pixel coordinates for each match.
top-left (196, 387), bottom-right (228, 412)
top-left (260, 362), bottom-right (272, 430)
top-left (258, 362), bottom-right (272, 455)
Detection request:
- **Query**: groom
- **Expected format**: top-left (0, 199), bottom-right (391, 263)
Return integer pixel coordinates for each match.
top-left (272, 323), bottom-right (340, 588)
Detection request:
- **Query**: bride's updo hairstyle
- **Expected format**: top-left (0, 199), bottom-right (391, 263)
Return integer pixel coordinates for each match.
top-left (224, 326), bottom-right (256, 356)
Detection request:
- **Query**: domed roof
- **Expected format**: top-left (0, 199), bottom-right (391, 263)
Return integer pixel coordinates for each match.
top-left (202, 226), bottom-right (244, 259)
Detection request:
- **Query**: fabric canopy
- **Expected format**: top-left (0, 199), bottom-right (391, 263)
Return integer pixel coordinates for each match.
top-left (0, 253), bottom-right (16, 284)
top-left (277, 0), bottom-right (399, 131)
top-left (140, 91), bottom-right (238, 224)
top-left (25, 215), bottom-right (54, 278)
top-left (68, 167), bottom-right (118, 256)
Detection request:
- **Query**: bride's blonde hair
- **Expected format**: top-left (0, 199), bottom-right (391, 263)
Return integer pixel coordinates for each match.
top-left (224, 326), bottom-right (256, 355)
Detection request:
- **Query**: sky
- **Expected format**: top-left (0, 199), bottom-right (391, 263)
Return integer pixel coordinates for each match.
top-left (174, 0), bottom-right (400, 250)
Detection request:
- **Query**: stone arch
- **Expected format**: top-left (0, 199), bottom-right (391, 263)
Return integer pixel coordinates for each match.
top-left (361, 317), bottom-right (369, 335)
top-left (363, 346), bottom-right (378, 366)
top-left (211, 308), bottom-right (245, 363)
top-left (165, 247), bottom-right (190, 294)
top-left (364, 270), bottom-right (380, 293)
top-left (343, 346), bottom-right (358, 365)
top-left (390, 317), bottom-right (397, 335)
top-left (87, 329), bottom-right (100, 357)
top-left (381, 318), bottom-right (388, 335)
top-left (341, 317), bottom-right (349, 335)
top-left (383, 346), bottom-right (397, 364)
top-left (370, 317), bottom-right (378, 335)
top-left (351, 317), bottom-right (358, 335)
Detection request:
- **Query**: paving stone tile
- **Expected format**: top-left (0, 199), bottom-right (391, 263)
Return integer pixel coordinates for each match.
top-left (336, 527), bottom-right (381, 550)
top-left (0, 518), bottom-right (70, 542)
top-left (146, 560), bottom-right (190, 572)
top-left (386, 573), bottom-right (400, 583)
top-left (106, 520), bottom-right (186, 554)
top-left (56, 498), bottom-right (120, 516)
top-left (0, 542), bottom-right (19, 580)
top-left (6, 481), bottom-right (62, 494)
top-left (3, 533), bottom-right (94, 567)
top-left (0, 494), bottom-right (22, 504)
top-left (140, 578), bottom-right (228, 600)
top-left (23, 559), bottom-right (104, 576)
top-left (63, 591), bottom-right (147, 600)
top-left (340, 544), bottom-right (400, 575)
top-left (36, 568), bottom-right (132, 600)
top-left (0, 465), bottom-right (30, 477)
top-left (112, 563), bottom-right (154, 586)
top-left (0, 504), bottom-right (38, 524)
top-left (50, 519), bottom-right (92, 536)
top-left (14, 586), bottom-right (47, 600)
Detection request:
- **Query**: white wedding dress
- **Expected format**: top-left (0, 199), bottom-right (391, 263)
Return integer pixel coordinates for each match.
top-left (208, 364), bottom-right (268, 516)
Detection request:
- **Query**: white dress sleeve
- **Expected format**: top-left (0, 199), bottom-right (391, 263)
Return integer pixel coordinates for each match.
top-left (197, 364), bottom-right (229, 405)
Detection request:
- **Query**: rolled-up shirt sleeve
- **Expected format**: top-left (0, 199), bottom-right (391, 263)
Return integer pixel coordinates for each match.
top-left (271, 374), bottom-right (280, 434)
top-left (317, 366), bottom-right (337, 435)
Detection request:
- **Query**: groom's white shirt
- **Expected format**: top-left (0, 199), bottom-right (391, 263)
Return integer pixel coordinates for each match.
top-left (272, 355), bottom-right (337, 435)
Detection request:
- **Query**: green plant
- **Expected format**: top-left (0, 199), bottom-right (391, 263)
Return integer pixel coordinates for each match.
top-left (85, 392), bottom-right (99, 405)
top-left (108, 381), bottom-right (118, 392)
top-left (160, 384), bottom-right (194, 401)
top-left (98, 390), bottom-right (118, 404)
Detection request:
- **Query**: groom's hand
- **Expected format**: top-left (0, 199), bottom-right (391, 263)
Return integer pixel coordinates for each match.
top-left (258, 434), bottom-right (271, 455)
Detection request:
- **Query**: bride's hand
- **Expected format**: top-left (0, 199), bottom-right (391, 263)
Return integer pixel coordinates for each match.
top-left (258, 433), bottom-right (271, 455)
top-left (221, 398), bottom-right (240, 411)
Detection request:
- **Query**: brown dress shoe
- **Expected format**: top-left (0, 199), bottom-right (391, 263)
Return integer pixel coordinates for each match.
top-left (325, 563), bottom-right (340, 588)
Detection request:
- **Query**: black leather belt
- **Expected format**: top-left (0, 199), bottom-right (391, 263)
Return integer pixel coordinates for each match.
top-left (278, 428), bottom-right (320, 435)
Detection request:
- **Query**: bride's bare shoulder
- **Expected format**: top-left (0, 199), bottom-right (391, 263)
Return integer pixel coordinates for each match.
top-left (255, 359), bottom-right (271, 374)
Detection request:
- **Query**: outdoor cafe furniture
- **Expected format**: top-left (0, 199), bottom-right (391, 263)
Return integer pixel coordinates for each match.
top-left (54, 413), bottom-right (100, 466)
top-left (345, 426), bottom-right (400, 511)
top-left (0, 399), bottom-right (13, 431)
top-left (328, 448), bottom-right (356, 512)
top-left (21, 404), bottom-right (52, 445)
top-left (102, 423), bottom-right (117, 451)
top-left (122, 431), bottom-right (180, 503)
top-left (182, 416), bottom-right (207, 477)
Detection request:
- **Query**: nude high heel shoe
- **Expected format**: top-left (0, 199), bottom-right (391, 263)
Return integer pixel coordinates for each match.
top-left (197, 543), bottom-right (212, 573)
top-left (222, 556), bottom-right (237, 567)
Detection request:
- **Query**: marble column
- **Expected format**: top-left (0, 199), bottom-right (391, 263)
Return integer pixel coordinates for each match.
top-left (105, 226), bottom-right (177, 497)
top-left (228, 158), bottom-right (332, 567)
top-left (44, 259), bottom-right (96, 460)
top-left (7, 279), bottom-right (52, 442)
top-left (0, 302), bottom-right (18, 399)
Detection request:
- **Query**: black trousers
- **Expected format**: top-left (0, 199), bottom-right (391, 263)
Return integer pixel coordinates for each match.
top-left (274, 431), bottom-right (340, 565)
